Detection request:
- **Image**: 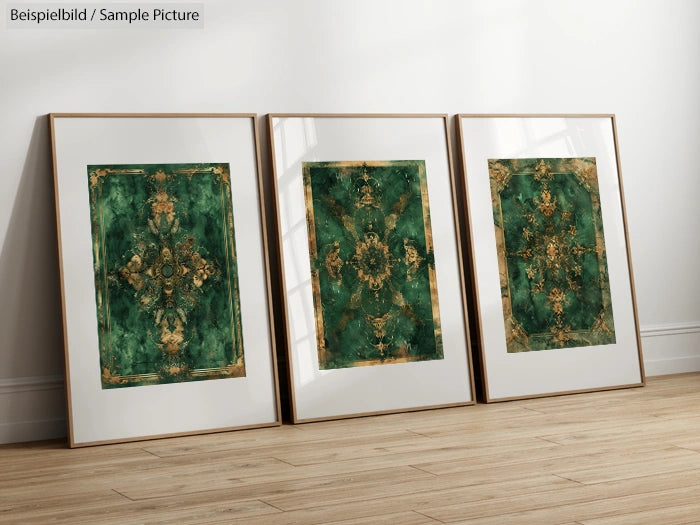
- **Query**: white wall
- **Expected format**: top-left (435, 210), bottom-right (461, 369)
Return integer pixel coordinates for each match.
top-left (1, 0), bottom-right (698, 443)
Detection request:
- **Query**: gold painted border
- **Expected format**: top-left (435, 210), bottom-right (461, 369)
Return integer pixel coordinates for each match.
top-left (492, 162), bottom-right (614, 350)
top-left (91, 165), bottom-right (245, 386)
top-left (417, 161), bottom-right (444, 351)
top-left (302, 160), bottom-right (443, 369)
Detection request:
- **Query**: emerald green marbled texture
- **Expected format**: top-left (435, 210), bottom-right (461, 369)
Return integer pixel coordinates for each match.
top-left (489, 157), bottom-right (615, 352)
top-left (88, 163), bottom-right (244, 388)
top-left (303, 160), bottom-right (443, 370)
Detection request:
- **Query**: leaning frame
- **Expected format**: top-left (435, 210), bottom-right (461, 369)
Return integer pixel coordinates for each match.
top-left (50, 113), bottom-right (281, 446)
top-left (268, 113), bottom-right (476, 422)
top-left (456, 114), bottom-right (644, 402)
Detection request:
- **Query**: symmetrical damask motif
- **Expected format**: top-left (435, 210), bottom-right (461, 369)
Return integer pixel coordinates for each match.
top-left (488, 157), bottom-right (616, 352)
top-left (303, 160), bottom-right (443, 369)
top-left (88, 163), bottom-right (245, 388)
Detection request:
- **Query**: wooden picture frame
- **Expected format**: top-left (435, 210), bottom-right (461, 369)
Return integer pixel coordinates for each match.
top-left (268, 113), bottom-right (475, 422)
top-left (50, 113), bottom-right (280, 446)
top-left (456, 114), bottom-right (645, 402)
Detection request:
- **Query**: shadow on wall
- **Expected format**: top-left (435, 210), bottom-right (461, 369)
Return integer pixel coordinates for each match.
top-left (0, 116), bottom-right (64, 380)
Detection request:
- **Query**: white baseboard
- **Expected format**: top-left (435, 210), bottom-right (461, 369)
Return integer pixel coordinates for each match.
top-left (640, 322), bottom-right (700, 339)
top-left (643, 356), bottom-right (700, 376)
top-left (0, 322), bottom-right (699, 444)
top-left (0, 418), bottom-right (66, 444)
top-left (0, 375), bottom-right (66, 444)
top-left (0, 374), bottom-right (64, 394)
top-left (641, 322), bottom-right (700, 376)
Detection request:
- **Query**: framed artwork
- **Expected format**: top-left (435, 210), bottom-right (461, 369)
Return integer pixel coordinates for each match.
top-left (456, 114), bottom-right (645, 401)
top-left (50, 114), bottom-right (280, 446)
top-left (268, 114), bottom-right (475, 422)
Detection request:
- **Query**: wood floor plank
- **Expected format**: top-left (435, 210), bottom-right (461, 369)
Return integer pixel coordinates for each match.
top-left (556, 447), bottom-right (700, 484)
top-left (205, 435), bottom-right (555, 487)
top-left (234, 465), bottom-right (434, 511)
top-left (579, 501), bottom-right (700, 525)
top-left (0, 489), bottom-right (128, 524)
top-left (271, 433), bottom-right (554, 468)
top-left (98, 499), bottom-right (281, 525)
top-left (261, 472), bottom-right (577, 513)
top-left (413, 441), bottom-right (679, 480)
top-left (121, 465), bottom-right (433, 507)
top-left (416, 469), bottom-right (700, 523)
top-left (0, 445), bottom-right (160, 478)
top-left (227, 429), bottom-right (435, 466)
top-left (437, 485), bottom-right (700, 524)
top-left (109, 456), bottom-right (309, 500)
top-left (0, 496), bottom-right (281, 525)
top-left (1, 455), bottom-right (295, 503)
top-left (409, 412), bottom-right (663, 443)
top-left (539, 414), bottom-right (700, 446)
top-left (1, 373), bottom-right (699, 524)
top-left (670, 437), bottom-right (700, 451)
top-left (226, 475), bottom-right (575, 525)
top-left (324, 510), bottom-right (441, 524)
top-left (138, 424), bottom-right (308, 458)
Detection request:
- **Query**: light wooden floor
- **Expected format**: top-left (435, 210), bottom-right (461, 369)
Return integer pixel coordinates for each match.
top-left (2, 373), bottom-right (700, 524)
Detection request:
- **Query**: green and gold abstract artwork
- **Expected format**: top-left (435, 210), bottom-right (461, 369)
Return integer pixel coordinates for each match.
top-left (488, 157), bottom-right (616, 352)
top-left (303, 160), bottom-right (443, 370)
top-left (88, 163), bottom-right (245, 388)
